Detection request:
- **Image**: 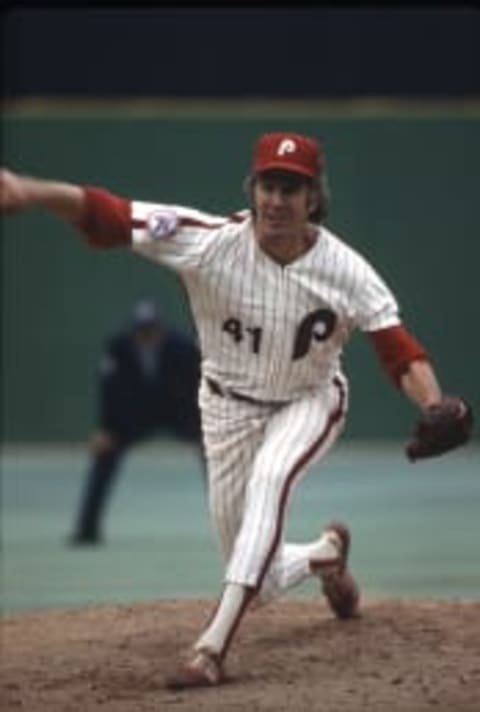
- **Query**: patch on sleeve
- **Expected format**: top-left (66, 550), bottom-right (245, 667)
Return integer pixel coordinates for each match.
top-left (146, 209), bottom-right (179, 239)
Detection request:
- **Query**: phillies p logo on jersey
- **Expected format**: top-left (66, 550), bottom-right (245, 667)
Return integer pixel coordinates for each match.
top-left (292, 309), bottom-right (337, 360)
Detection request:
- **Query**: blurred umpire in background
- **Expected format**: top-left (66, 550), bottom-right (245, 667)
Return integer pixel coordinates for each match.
top-left (69, 298), bottom-right (203, 545)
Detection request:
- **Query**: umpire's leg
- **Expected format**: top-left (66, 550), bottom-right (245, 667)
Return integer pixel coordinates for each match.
top-left (69, 430), bottom-right (127, 544)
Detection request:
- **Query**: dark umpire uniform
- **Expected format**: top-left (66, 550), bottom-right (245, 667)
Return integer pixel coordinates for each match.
top-left (69, 300), bottom-right (203, 545)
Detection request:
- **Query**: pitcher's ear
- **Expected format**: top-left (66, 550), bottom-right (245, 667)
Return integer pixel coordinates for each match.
top-left (307, 186), bottom-right (320, 215)
top-left (242, 174), bottom-right (254, 200)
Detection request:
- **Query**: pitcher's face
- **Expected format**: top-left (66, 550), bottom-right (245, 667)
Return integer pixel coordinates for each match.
top-left (253, 170), bottom-right (316, 242)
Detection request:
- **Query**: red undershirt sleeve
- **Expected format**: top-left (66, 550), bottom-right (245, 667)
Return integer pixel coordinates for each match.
top-left (367, 325), bottom-right (429, 386)
top-left (75, 186), bottom-right (132, 248)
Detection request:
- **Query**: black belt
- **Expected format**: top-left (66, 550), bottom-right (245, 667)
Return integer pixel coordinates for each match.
top-left (206, 377), bottom-right (289, 408)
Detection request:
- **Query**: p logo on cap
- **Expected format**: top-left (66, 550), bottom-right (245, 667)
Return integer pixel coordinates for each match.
top-left (277, 139), bottom-right (297, 156)
top-left (253, 132), bottom-right (323, 178)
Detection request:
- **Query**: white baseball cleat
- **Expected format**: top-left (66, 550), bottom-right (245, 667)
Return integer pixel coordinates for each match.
top-left (165, 647), bottom-right (225, 690)
top-left (310, 520), bottom-right (361, 620)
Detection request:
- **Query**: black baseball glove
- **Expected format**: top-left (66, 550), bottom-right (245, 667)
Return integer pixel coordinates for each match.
top-left (406, 396), bottom-right (474, 462)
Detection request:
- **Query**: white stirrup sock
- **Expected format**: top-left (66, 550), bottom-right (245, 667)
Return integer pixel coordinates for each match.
top-left (305, 530), bottom-right (341, 564)
top-left (282, 531), bottom-right (341, 584)
top-left (194, 582), bottom-right (250, 657)
top-left (282, 532), bottom-right (339, 582)
top-left (254, 532), bottom-right (343, 606)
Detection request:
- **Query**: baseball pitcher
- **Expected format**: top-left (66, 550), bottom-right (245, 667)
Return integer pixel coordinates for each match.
top-left (0, 131), bottom-right (473, 689)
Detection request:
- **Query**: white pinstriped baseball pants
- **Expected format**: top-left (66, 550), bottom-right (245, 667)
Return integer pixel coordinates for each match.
top-left (199, 374), bottom-right (348, 604)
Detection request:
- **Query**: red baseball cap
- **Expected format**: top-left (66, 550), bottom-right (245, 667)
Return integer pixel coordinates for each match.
top-left (252, 132), bottom-right (323, 178)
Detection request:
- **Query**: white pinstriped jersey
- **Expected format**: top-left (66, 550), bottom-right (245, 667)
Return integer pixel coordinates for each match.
top-left (131, 203), bottom-right (400, 402)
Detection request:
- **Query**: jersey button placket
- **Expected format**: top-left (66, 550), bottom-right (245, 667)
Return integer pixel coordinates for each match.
top-left (266, 268), bottom-right (288, 395)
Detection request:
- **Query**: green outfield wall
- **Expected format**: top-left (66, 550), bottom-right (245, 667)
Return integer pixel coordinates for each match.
top-left (2, 101), bottom-right (479, 442)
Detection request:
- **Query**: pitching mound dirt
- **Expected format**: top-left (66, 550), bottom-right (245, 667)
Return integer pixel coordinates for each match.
top-left (1, 598), bottom-right (479, 711)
